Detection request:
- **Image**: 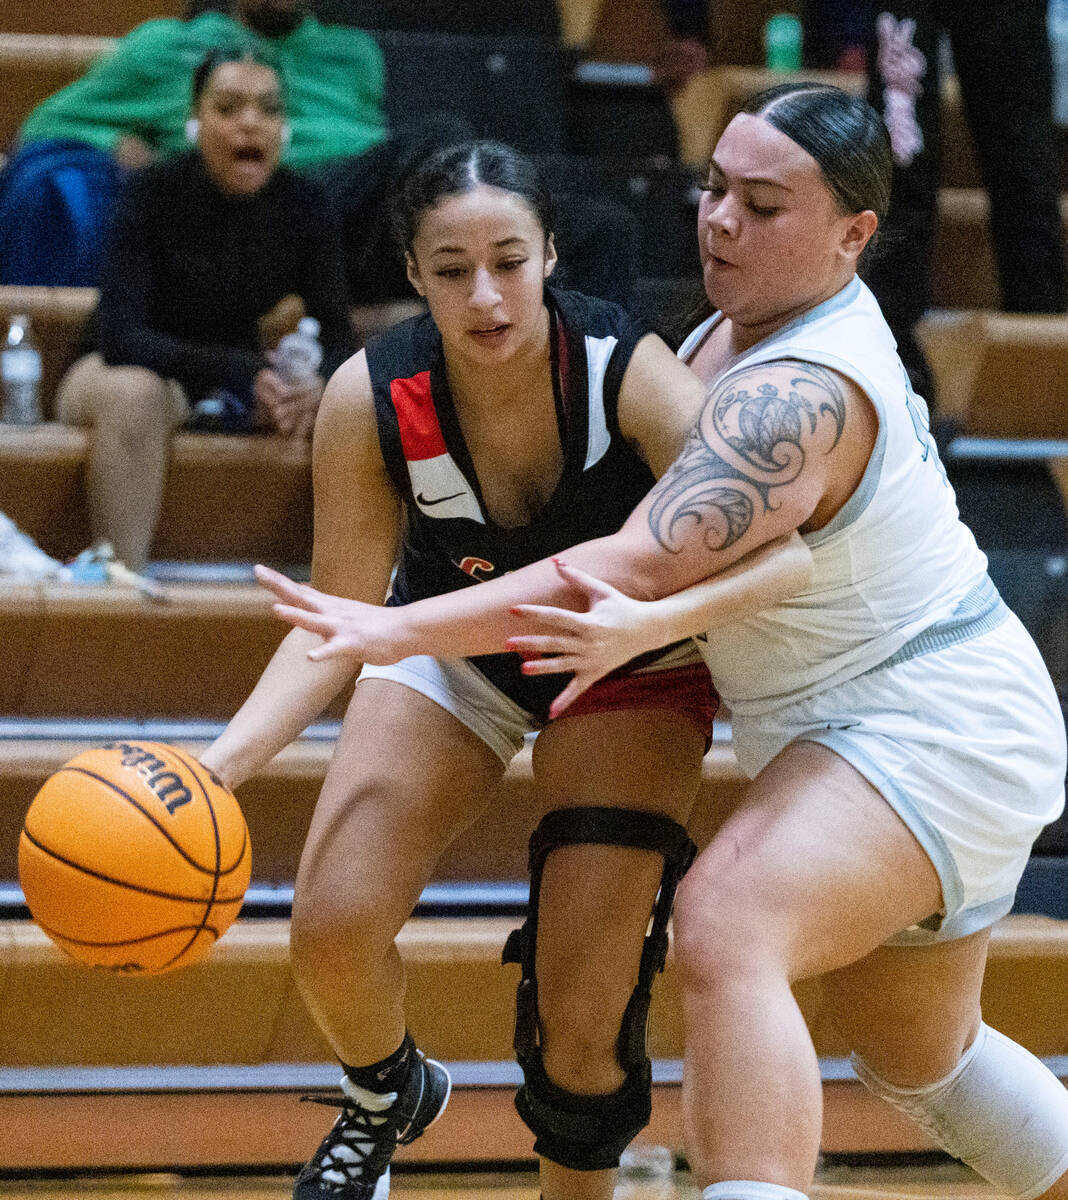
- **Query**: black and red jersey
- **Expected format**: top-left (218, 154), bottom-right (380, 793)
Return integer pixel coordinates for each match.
top-left (366, 284), bottom-right (657, 715)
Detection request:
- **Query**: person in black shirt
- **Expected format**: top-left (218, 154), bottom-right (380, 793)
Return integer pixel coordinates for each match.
top-left (54, 47), bottom-right (354, 570)
top-left (200, 141), bottom-right (810, 1200)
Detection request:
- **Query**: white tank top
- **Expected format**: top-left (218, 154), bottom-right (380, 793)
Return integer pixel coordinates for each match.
top-left (678, 277), bottom-right (990, 715)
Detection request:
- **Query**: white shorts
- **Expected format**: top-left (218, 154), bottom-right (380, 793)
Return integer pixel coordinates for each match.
top-left (730, 610), bottom-right (1066, 944)
top-left (359, 654), bottom-right (534, 763)
top-left (358, 641), bottom-right (715, 766)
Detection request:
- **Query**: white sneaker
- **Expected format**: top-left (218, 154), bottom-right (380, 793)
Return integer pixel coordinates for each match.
top-left (0, 512), bottom-right (70, 580)
top-left (66, 541), bottom-right (168, 602)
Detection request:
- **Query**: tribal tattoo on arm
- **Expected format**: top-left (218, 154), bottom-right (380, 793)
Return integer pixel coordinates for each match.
top-left (648, 361), bottom-right (846, 554)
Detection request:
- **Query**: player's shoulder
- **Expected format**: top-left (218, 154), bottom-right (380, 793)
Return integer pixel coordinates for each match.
top-left (549, 283), bottom-right (646, 342)
top-left (363, 307), bottom-right (437, 380)
top-left (314, 349), bottom-right (402, 488)
top-left (716, 356), bottom-right (862, 401)
top-left (323, 348), bottom-right (373, 413)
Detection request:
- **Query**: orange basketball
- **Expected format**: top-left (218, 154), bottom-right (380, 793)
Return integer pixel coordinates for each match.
top-left (18, 741), bottom-right (252, 975)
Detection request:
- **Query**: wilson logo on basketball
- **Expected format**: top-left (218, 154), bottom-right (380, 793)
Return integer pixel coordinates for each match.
top-left (102, 741), bottom-right (194, 815)
top-left (457, 556), bottom-right (495, 579)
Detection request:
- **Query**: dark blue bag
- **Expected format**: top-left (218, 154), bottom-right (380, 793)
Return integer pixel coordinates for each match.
top-left (0, 139), bottom-right (122, 286)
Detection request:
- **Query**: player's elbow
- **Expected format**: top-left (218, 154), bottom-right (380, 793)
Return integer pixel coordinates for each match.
top-left (610, 545), bottom-right (681, 602)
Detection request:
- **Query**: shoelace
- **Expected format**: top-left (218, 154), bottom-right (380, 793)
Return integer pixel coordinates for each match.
top-left (299, 1092), bottom-right (398, 1190)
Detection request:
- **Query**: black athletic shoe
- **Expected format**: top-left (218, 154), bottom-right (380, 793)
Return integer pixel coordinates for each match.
top-left (293, 1052), bottom-right (452, 1200)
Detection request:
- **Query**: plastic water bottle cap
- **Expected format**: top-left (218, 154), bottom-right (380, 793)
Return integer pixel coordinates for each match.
top-left (6, 314), bottom-right (30, 347)
top-left (764, 12), bottom-right (802, 72)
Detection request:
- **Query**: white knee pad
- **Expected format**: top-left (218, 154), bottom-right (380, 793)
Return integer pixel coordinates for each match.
top-left (702, 1185), bottom-right (807, 1200)
top-left (853, 1023), bottom-right (1068, 1200)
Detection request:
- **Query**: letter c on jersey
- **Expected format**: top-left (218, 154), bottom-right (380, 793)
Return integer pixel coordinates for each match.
top-left (458, 556), bottom-right (495, 580)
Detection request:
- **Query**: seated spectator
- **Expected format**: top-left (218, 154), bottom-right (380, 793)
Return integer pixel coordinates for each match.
top-left (54, 49), bottom-right (355, 573)
top-left (10, 0), bottom-right (638, 305)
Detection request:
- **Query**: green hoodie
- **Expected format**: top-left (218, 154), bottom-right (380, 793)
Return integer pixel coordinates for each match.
top-left (19, 12), bottom-right (388, 170)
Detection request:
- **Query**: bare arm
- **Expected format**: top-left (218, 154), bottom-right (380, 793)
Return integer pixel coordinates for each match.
top-left (258, 358), bottom-right (851, 664)
top-left (201, 352), bottom-right (401, 789)
top-left (504, 534), bottom-right (812, 715)
top-left (511, 533), bottom-right (812, 666)
top-left (615, 332), bottom-right (709, 477)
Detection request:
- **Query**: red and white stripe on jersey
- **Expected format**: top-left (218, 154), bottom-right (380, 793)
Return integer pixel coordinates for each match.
top-left (391, 372), bottom-right (484, 524)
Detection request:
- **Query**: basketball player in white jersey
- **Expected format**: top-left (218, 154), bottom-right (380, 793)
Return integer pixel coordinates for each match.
top-left (257, 84), bottom-right (1068, 1200)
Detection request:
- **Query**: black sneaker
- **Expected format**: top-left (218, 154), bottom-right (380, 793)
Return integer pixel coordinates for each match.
top-left (293, 1052), bottom-right (452, 1200)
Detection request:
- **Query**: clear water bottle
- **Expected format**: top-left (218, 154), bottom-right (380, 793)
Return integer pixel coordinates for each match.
top-left (616, 1144), bottom-right (676, 1199)
top-left (1049, 0), bottom-right (1068, 126)
top-left (272, 315), bottom-right (323, 385)
top-left (1, 314), bottom-right (43, 425)
top-left (764, 12), bottom-right (803, 72)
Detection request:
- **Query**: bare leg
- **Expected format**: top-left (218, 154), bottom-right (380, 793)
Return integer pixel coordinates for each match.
top-left (56, 354), bottom-right (186, 570)
top-left (531, 709), bottom-right (706, 1200)
top-left (673, 740), bottom-right (943, 1191)
top-left (824, 933), bottom-right (1068, 1200)
top-left (289, 679), bottom-right (506, 1065)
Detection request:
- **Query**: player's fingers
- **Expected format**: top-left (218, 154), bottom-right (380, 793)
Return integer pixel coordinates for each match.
top-left (307, 639), bottom-right (348, 662)
top-left (548, 675), bottom-right (595, 719)
top-left (552, 557), bottom-right (617, 599)
top-left (271, 603), bottom-right (338, 637)
top-left (519, 655), bottom-right (575, 676)
top-left (255, 564), bottom-right (307, 601)
top-left (505, 633), bottom-right (577, 656)
top-left (255, 565), bottom-right (323, 610)
top-left (509, 603), bottom-right (585, 631)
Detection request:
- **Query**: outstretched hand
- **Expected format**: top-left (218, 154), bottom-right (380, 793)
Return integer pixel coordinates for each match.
top-left (505, 559), bottom-right (668, 718)
top-left (254, 565), bottom-right (398, 664)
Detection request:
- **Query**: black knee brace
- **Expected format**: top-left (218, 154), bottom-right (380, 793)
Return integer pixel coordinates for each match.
top-left (502, 806), bottom-right (696, 1171)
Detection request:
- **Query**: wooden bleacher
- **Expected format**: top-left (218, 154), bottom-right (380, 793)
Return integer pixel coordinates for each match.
top-left (0, 734), bottom-right (749, 884)
top-left (1, 911), bottom-right (1065, 1170)
top-left (0, 427), bottom-right (314, 563)
top-left (0, 34), bottom-right (112, 150)
top-left (0, 580), bottom-right (297, 718)
top-left (918, 310), bottom-right (1068, 438)
top-left (0, 287), bottom-right (419, 563)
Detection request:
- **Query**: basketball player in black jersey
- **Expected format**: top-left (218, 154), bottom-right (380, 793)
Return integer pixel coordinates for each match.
top-left (201, 141), bottom-right (810, 1200)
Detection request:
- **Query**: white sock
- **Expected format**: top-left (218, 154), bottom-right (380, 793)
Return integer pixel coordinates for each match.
top-left (341, 1074), bottom-right (397, 1109)
top-left (703, 1184), bottom-right (808, 1199)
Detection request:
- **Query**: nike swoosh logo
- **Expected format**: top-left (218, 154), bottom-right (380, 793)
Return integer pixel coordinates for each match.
top-left (417, 491), bottom-right (466, 506)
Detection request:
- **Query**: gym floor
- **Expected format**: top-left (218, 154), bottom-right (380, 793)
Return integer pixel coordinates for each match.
top-left (0, 1162), bottom-right (1007, 1200)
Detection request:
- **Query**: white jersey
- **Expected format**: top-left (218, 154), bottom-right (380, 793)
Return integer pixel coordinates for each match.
top-left (679, 277), bottom-right (990, 716)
